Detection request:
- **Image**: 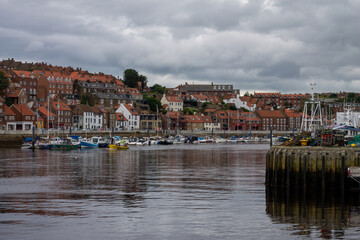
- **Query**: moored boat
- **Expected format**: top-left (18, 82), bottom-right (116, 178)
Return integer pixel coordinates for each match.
top-left (108, 140), bottom-right (129, 150)
top-left (50, 138), bottom-right (79, 150)
top-left (80, 137), bottom-right (99, 148)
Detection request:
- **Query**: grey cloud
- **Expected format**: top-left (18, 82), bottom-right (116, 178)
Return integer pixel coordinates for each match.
top-left (0, 0), bottom-right (359, 93)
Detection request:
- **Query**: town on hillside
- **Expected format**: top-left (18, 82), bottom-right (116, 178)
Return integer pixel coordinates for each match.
top-left (0, 58), bottom-right (359, 133)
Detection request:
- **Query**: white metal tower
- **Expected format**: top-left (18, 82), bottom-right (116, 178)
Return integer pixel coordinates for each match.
top-left (300, 82), bottom-right (323, 132)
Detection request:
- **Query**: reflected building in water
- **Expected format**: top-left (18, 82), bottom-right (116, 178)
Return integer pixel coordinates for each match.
top-left (266, 186), bottom-right (360, 239)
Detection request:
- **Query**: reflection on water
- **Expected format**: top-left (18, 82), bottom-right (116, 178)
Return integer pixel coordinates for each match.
top-left (266, 182), bottom-right (360, 239)
top-left (0, 144), bottom-right (360, 239)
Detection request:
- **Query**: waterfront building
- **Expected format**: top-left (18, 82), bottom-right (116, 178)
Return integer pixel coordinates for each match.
top-left (140, 114), bottom-right (162, 131)
top-left (183, 114), bottom-right (204, 131)
top-left (256, 110), bottom-right (287, 131)
top-left (96, 105), bottom-right (108, 130)
top-left (38, 106), bottom-right (56, 129)
top-left (162, 111), bottom-right (182, 130)
top-left (9, 104), bottom-right (37, 130)
top-left (116, 104), bottom-right (140, 130)
top-left (46, 100), bottom-right (72, 130)
top-left (115, 113), bottom-right (127, 130)
top-left (71, 104), bottom-right (102, 130)
top-left (284, 109), bottom-right (302, 131)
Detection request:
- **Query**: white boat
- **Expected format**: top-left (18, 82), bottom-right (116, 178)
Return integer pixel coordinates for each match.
top-left (214, 138), bottom-right (227, 143)
top-left (80, 137), bottom-right (99, 148)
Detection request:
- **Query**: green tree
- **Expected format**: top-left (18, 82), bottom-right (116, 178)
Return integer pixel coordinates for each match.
top-left (356, 96), bottom-right (360, 103)
top-left (138, 75), bottom-right (147, 91)
top-left (123, 69), bottom-right (139, 88)
top-left (0, 70), bottom-right (10, 91)
top-left (150, 84), bottom-right (167, 94)
top-left (244, 91), bottom-right (250, 97)
top-left (81, 94), bottom-right (89, 105)
top-left (347, 92), bottom-right (356, 102)
top-left (229, 105), bottom-right (237, 110)
top-left (183, 107), bottom-right (196, 115)
top-left (123, 69), bottom-right (147, 89)
top-left (329, 93), bottom-right (337, 98)
top-left (144, 95), bottom-right (161, 112)
top-left (201, 102), bottom-right (210, 111)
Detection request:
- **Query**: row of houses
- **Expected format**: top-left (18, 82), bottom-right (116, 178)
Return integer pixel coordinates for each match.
top-left (161, 109), bottom-right (302, 131)
top-left (0, 94), bottom-right (302, 132)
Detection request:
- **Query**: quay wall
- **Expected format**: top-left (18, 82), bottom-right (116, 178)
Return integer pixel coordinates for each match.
top-left (266, 146), bottom-right (360, 190)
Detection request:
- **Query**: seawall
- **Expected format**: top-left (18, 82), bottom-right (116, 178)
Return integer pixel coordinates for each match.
top-left (266, 146), bottom-right (360, 190)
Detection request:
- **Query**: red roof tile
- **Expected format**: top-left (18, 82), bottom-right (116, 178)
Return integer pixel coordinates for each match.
top-left (257, 110), bottom-right (286, 118)
top-left (38, 106), bottom-right (55, 117)
top-left (12, 104), bottom-right (36, 116)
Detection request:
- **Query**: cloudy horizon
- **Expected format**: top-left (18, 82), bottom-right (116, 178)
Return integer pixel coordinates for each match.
top-left (1, 0), bottom-right (359, 94)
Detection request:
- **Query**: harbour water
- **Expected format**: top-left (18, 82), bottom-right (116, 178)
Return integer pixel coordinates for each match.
top-left (0, 144), bottom-right (360, 239)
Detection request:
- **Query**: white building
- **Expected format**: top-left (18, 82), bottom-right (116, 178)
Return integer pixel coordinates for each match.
top-left (161, 94), bottom-right (183, 112)
top-left (116, 104), bottom-right (140, 130)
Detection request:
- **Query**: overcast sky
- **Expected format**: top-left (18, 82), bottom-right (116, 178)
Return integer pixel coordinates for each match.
top-left (1, 0), bottom-right (359, 93)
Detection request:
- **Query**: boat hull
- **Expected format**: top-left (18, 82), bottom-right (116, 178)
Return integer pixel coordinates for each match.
top-left (108, 144), bottom-right (129, 150)
top-left (50, 144), bottom-right (80, 150)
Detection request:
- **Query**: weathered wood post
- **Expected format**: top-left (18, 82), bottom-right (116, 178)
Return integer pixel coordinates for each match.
top-left (32, 125), bottom-right (35, 148)
top-left (321, 152), bottom-right (326, 190)
top-left (341, 152), bottom-right (345, 190)
top-left (303, 153), bottom-right (307, 190)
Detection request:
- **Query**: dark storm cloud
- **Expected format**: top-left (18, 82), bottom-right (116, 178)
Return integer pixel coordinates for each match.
top-left (0, 0), bottom-right (359, 93)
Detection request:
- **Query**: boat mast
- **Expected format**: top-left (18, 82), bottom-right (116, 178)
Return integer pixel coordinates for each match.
top-left (300, 81), bottom-right (323, 133)
top-left (47, 96), bottom-right (49, 138)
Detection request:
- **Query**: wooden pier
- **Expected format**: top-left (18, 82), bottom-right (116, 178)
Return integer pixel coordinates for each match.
top-left (266, 146), bottom-right (360, 190)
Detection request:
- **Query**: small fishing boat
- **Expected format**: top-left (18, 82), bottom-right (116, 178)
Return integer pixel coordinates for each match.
top-left (80, 137), bottom-right (99, 148)
top-left (50, 138), bottom-right (79, 150)
top-left (108, 140), bottom-right (129, 150)
top-left (98, 137), bottom-right (109, 148)
top-left (158, 138), bottom-right (173, 145)
top-left (68, 136), bottom-right (82, 148)
top-left (36, 137), bottom-right (51, 149)
top-left (21, 137), bottom-right (34, 149)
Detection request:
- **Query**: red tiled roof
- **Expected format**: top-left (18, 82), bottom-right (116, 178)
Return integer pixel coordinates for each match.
top-left (166, 95), bottom-right (183, 102)
top-left (284, 109), bottom-right (301, 118)
top-left (51, 101), bottom-right (71, 111)
top-left (240, 96), bottom-right (251, 102)
top-left (38, 106), bottom-right (55, 117)
top-left (4, 105), bottom-right (15, 116)
top-left (166, 111), bottom-right (182, 119)
top-left (123, 104), bottom-right (139, 115)
top-left (201, 115), bottom-right (213, 123)
top-left (184, 114), bottom-right (203, 123)
top-left (257, 110), bottom-right (286, 118)
top-left (7, 88), bottom-right (22, 98)
top-left (13, 70), bottom-right (36, 78)
top-left (12, 104), bottom-right (36, 116)
top-left (96, 105), bottom-right (107, 113)
top-left (116, 113), bottom-right (127, 121)
top-left (254, 92), bottom-right (281, 97)
top-left (216, 111), bottom-right (228, 119)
